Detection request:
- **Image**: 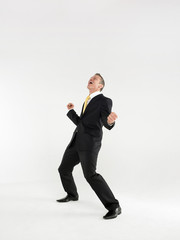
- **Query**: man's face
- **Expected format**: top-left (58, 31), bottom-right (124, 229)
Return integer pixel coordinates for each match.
top-left (87, 75), bottom-right (103, 92)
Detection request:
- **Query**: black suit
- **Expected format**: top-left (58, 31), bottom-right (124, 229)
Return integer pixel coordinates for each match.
top-left (58, 94), bottom-right (119, 211)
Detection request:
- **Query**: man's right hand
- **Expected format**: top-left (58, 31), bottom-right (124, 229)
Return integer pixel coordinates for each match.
top-left (67, 103), bottom-right (74, 110)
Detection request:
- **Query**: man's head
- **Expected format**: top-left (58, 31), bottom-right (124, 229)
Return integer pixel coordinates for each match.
top-left (87, 73), bottom-right (105, 94)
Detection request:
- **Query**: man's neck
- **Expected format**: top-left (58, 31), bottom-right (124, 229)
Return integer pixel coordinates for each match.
top-left (89, 90), bottom-right (100, 95)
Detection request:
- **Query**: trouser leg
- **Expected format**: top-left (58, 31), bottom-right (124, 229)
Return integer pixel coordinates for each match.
top-left (78, 151), bottom-right (119, 211)
top-left (58, 145), bottom-right (80, 197)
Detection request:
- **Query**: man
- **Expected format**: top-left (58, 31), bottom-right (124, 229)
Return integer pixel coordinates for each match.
top-left (57, 73), bottom-right (121, 219)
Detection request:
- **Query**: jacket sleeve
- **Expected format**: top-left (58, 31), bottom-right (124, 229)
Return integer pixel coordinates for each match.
top-left (67, 109), bottom-right (80, 126)
top-left (100, 98), bottom-right (115, 130)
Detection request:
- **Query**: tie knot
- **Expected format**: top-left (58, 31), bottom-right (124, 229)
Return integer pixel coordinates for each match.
top-left (86, 95), bottom-right (90, 101)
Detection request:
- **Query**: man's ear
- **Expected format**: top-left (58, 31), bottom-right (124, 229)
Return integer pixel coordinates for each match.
top-left (98, 84), bottom-right (103, 91)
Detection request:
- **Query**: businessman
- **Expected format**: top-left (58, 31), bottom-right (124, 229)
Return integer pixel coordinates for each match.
top-left (57, 73), bottom-right (121, 219)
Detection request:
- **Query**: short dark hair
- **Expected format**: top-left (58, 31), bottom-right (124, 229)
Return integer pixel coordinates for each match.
top-left (95, 73), bottom-right (105, 91)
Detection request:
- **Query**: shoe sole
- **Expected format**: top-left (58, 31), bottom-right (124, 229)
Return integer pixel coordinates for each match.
top-left (56, 199), bottom-right (78, 202)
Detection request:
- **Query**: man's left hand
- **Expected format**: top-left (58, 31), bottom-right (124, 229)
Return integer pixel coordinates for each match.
top-left (107, 112), bottom-right (118, 125)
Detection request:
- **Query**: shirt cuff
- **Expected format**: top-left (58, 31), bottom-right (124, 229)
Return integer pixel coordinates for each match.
top-left (107, 121), bottom-right (114, 126)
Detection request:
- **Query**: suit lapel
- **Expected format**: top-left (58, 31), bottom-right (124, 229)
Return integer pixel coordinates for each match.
top-left (80, 104), bottom-right (85, 117)
top-left (80, 94), bottom-right (103, 117)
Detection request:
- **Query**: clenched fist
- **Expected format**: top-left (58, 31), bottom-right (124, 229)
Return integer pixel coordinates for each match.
top-left (67, 103), bottom-right (74, 110)
top-left (107, 112), bottom-right (118, 125)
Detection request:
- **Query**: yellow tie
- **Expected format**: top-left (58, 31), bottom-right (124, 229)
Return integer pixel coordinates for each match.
top-left (83, 95), bottom-right (90, 113)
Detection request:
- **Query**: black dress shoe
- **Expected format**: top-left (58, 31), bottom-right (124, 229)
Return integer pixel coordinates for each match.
top-left (56, 195), bottom-right (79, 203)
top-left (103, 206), bottom-right (121, 219)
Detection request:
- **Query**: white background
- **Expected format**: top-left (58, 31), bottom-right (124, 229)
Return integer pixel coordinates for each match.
top-left (0, 0), bottom-right (180, 239)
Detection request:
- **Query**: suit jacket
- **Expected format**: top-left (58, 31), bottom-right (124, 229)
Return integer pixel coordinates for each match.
top-left (67, 94), bottom-right (115, 152)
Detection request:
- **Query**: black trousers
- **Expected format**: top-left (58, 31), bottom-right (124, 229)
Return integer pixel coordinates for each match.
top-left (58, 134), bottom-right (119, 211)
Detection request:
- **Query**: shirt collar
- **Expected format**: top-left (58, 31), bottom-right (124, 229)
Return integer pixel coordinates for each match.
top-left (89, 91), bottom-right (101, 100)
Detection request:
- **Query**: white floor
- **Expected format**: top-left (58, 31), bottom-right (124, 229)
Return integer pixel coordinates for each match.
top-left (0, 182), bottom-right (179, 240)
